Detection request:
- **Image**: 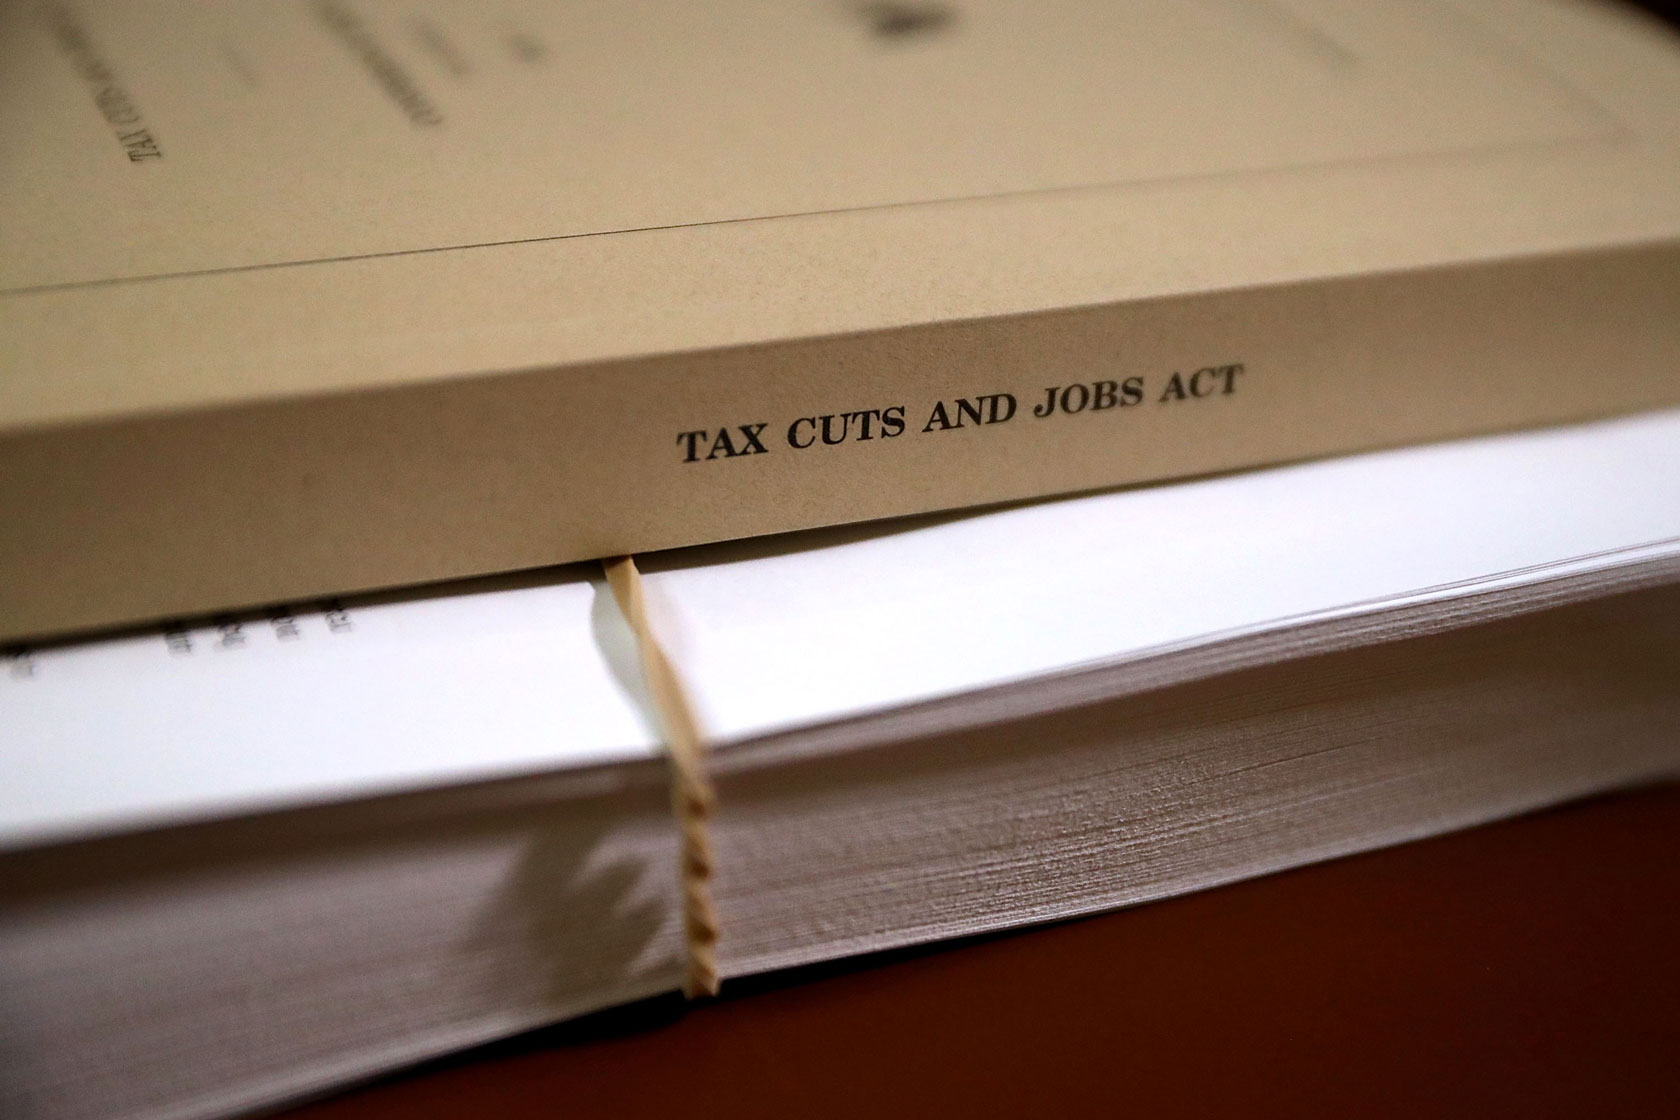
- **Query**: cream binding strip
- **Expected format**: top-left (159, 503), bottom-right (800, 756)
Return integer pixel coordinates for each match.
top-left (603, 555), bottom-right (721, 999)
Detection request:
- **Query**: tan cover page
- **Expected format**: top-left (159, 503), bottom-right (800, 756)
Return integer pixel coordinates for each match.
top-left (3, 0), bottom-right (1680, 640)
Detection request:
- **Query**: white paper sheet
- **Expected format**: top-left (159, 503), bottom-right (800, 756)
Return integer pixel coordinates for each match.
top-left (643, 409), bottom-right (1680, 740)
top-left (1, 576), bottom-right (659, 846)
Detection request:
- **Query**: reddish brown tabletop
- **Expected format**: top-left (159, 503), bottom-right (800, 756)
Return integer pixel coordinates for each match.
top-left (284, 782), bottom-right (1680, 1120)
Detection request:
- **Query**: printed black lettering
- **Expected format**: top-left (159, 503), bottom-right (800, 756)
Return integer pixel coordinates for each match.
top-left (213, 617), bottom-right (246, 650)
top-left (46, 4), bottom-right (166, 162)
top-left (983, 393), bottom-right (1017, 424)
top-left (323, 600), bottom-right (353, 633)
top-left (164, 625), bottom-right (192, 655)
top-left (736, 423), bottom-right (769, 454)
top-left (705, 427), bottom-right (739, 459)
top-left (678, 430), bottom-right (708, 462)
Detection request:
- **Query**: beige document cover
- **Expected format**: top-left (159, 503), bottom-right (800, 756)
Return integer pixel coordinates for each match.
top-left (3, 0), bottom-right (1680, 640)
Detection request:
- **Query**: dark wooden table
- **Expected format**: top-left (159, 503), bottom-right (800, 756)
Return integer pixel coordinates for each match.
top-left (284, 781), bottom-right (1680, 1119)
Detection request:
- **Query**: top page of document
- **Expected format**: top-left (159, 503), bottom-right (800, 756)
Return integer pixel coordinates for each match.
top-left (4, 0), bottom-right (1679, 424)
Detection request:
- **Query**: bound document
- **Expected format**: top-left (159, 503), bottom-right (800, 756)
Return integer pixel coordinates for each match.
top-left (5, 0), bottom-right (1680, 639)
top-left (5, 411), bottom-right (1680, 1120)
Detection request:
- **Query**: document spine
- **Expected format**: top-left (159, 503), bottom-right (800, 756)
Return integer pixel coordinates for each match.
top-left (3, 242), bottom-right (1679, 642)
